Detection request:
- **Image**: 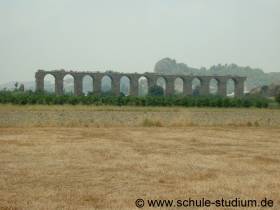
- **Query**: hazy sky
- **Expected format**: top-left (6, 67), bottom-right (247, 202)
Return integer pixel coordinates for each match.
top-left (0, 0), bottom-right (280, 83)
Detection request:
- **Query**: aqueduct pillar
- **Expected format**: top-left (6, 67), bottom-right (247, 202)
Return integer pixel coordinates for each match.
top-left (112, 75), bottom-right (120, 96)
top-left (183, 78), bottom-right (192, 96)
top-left (148, 77), bottom-right (156, 91)
top-left (93, 74), bottom-right (102, 95)
top-left (35, 71), bottom-right (44, 92)
top-left (130, 76), bottom-right (139, 96)
top-left (54, 74), bottom-right (64, 96)
top-left (74, 75), bottom-right (83, 96)
top-left (235, 78), bottom-right (245, 97)
top-left (166, 77), bottom-right (175, 96)
top-left (200, 78), bottom-right (210, 95)
top-left (217, 78), bottom-right (227, 97)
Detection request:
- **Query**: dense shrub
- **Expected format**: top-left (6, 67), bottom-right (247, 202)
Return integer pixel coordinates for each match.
top-left (0, 90), bottom-right (273, 108)
top-left (276, 93), bottom-right (280, 104)
top-left (148, 85), bottom-right (164, 96)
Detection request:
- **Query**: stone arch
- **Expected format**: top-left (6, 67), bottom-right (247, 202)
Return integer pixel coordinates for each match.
top-left (82, 75), bottom-right (94, 95)
top-left (43, 73), bottom-right (55, 93)
top-left (209, 78), bottom-right (219, 95)
top-left (63, 74), bottom-right (74, 94)
top-left (120, 75), bottom-right (130, 96)
top-left (192, 77), bottom-right (202, 96)
top-left (226, 78), bottom-right (237, 97)
top-left (156, 76), bottom-right (167, 95)
top-left (101, 75), bottom-right (113, 94)
top-left (174, 77), bottom-right (184, 95)
top-left (138, 76), bottom-right (148, 96)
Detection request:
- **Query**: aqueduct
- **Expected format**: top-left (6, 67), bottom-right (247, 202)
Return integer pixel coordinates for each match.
top-left (35, 70), bottom-right (246, 97)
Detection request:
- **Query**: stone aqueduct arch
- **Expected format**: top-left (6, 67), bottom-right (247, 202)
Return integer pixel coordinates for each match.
top-left (35, 70), bottom-right (246, 97)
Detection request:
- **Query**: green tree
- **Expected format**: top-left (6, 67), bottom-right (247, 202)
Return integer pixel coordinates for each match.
top-left (192, 86), bottom-right (200, 96)
top-left (14, 82), bottom-right (19, 90)
top-left (276, 93), bottom-right (280, 104)
top-left (148, 85), bottom-right (164, 96)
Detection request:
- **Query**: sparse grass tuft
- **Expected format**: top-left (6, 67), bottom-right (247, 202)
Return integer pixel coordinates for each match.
top-left (142, 118), bottom-right (163, 127)
top-left (247, 121), bottom-right (253, 127)
top-left (254, 121), bottom-right (260, 127)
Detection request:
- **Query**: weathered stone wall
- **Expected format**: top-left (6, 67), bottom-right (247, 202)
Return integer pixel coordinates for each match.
top-left (35, 70), bottom-right (246, 97)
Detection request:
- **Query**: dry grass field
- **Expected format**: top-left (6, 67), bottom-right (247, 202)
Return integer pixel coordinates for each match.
top-left (0, 105), bottom-right (280, 210)
top-left (1, 105), bottom-right (280, 127)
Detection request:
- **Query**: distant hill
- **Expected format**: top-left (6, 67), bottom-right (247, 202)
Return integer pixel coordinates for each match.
top-left (154, 58), bottom-right (280, 91)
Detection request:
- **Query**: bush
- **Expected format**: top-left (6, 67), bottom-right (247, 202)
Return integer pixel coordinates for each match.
top-left (148, 85), bottom-right (164, 96)
top-left (276, 93), bottom-right (280, 104)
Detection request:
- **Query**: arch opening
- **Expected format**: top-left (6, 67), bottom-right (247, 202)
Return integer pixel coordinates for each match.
top-left (192, 77), bottom-right (201, 96)
top-left (174, 77), bottom-right (183, 95)
top-left (227, 78), bottom-right (236, 97)
top-left (156, 77), bottom-right (166, 95)
top-left (82, 75), bottom-right (93, 96)
top-left (101, 75), bottom-right (112, 94)
top-left (43, 74), bottom-right (55, 93)
top-left (209, 78), bottom-right (218, 95)
top-left (120, 76), bottom-right (130, 96)
top-left (63, 74), bottom-right (74, 95)
top-left (138, 76), bottom-right (148, 96)
top-left (244, 80), bottom-right (248, 94)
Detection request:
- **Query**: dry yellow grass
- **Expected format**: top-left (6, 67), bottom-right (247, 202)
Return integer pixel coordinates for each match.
top-left (0, 105), bottom-right (280, 128)
top-left (0, 105), bottom-right (280, 210)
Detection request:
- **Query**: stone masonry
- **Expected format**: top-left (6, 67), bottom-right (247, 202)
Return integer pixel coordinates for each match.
top-left (35, 70), bottom-right (246, 97)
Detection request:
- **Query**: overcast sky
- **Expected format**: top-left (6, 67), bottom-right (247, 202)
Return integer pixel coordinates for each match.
top-left (0, 0), bottom-right (279, 83)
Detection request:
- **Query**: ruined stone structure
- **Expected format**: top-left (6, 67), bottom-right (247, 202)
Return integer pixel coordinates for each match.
top-left (35, 70), bottom-right (246, 97)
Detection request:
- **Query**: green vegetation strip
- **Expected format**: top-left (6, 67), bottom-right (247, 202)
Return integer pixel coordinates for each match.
top-left (0, 90), bottom-right (275, 108)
